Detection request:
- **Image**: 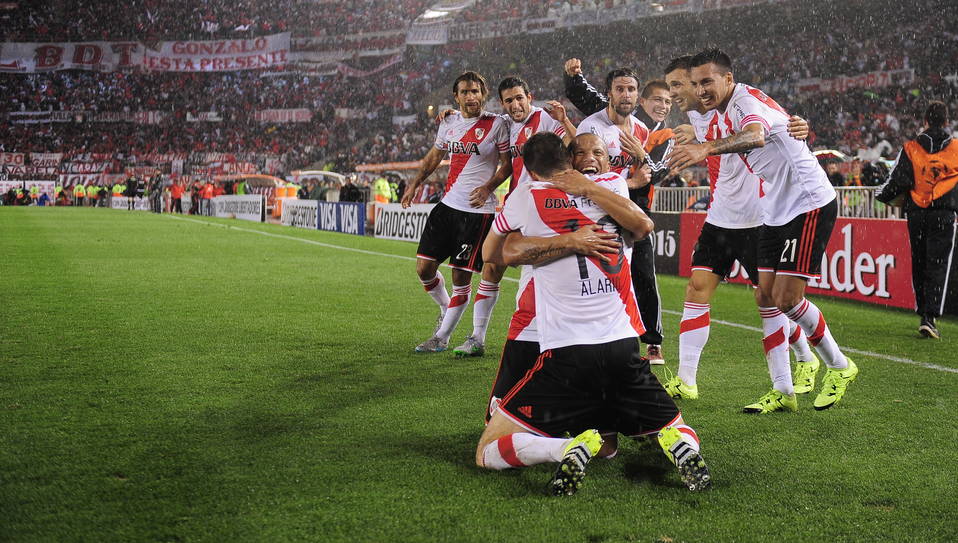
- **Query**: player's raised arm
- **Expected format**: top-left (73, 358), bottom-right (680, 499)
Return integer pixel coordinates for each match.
top-left (402, 146), bottom-right (445, 208)
top-left (544, 100), bottom-right (576, 145)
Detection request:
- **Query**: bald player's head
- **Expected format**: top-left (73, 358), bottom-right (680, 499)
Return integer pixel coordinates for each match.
top-left (570, 133), bottom-right (610, 175)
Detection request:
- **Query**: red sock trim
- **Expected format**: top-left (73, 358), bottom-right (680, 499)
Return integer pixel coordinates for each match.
top-left (677, 426), bottom-right (699, 445)
top-left (808, 313), bottom-right (827, 346)
top-left (679, 312), bottom-right (710, 334)
top-left (449, 294), bottom-right (469, 308)
top-left (762, 328), bottom-right (786, 355)
top-left (788, 325), bottom-right (802, 344)
top-left (422, 277), bottom-right (440, 291)
top-left (497, 434), bottom-right (525, 467)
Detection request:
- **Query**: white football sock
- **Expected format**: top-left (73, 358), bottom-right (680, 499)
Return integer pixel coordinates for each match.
top-left (678, 302), bottom-right (710, 386)
top-left (420, 273), bottom-right (450, 310)
top-left (470, 280), bottom-right (500, 343)
top-left (785, 298), bottom-right (848, 370)
top-left (759, 307), bottom-right (794, 395)
top-left (788, 320), bottom-right (815, 362)
top-left (435, 283), bottom-right (471, 341)
top-left (480, 433), bottom-right (570, 470)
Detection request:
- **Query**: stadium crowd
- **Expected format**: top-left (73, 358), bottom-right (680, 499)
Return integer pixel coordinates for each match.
top-left (0, 0), bottom-right (955, 178)
top-left (0, 0), bottom-right (431, 42)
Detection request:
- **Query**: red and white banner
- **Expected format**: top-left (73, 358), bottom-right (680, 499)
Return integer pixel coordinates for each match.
top-left (59, 173), bottom-right (103, 186)
top-left (796, 69), bottom-right (915, 94)
top-left (138, 152), bottom-right (188, 163)
top-left (0, 152), bottom-right (25, 166)
top-left (30, 153), bottom-right (63, 166)
top-left (61, 162), bottom-right (111, 174)
top-left (3, 164), bottom-right (58, 176)
top-left (186, 111), bottom-right (224, 122)
top-left (0, 33), bottom-right (289, 73)
top-left (336, 53), bottom-right (403, 78)
top-left (677, 213), bottom-right (915, 310)
top-left (0, 41), bottom-right (140, 72)
top-left (252, 108), bottom-right (312, 123)
top-left (143, 33), bottom-right (290, 72)
top-left (8, 110), bottom-right (74, 123)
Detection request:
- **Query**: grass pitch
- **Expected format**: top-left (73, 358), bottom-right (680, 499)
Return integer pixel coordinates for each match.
top-left (2, 207), bottom-right (956, 543)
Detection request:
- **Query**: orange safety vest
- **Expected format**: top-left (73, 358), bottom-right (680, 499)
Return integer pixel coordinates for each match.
top-left (906, 139), bottom-right (958, 208)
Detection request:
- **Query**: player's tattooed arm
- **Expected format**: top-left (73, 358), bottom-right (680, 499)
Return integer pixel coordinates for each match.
top-left (501, 226), bottom-right (620, 266)
top-left (402, 146), bottom-right (445, 208)
top-left (706, 123), bottom-right (765, 155)
top-left (668, 124), bottom-right (765, 171)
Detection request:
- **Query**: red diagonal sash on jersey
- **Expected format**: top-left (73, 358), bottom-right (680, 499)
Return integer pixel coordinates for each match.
top-left (446, 116), bottom-right (496, 193)
top-left (746, 86), bottom-right (788, 115)
top-left (705, 114), bottom-right (722, 205)
top-left (530, 187), bottom-right (644, 335)
top-left (507, 278), bottom-right (536, 340)
top-left (509, 110), bottom-right (542, 194)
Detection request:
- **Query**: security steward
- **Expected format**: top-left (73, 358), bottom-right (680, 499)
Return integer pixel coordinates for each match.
top-left (877, 101), bottom-right (958, 339)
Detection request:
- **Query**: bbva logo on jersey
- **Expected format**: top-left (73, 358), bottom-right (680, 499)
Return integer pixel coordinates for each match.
top-left (449, 141), bottom-right (481, 155)
top-left (543, 198), bottom-right (578, 209)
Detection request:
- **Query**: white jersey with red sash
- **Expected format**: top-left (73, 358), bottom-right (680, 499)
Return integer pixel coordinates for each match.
top-left (576, 109), bottom-right (649, 176)
top-left (434, 111), bottom-right (510, 213)
top-left (721, 83), bottom-right (835, 226)
top-left (493, 173), bottom-right (644, 351)
top-left (688, 109), bottom-right (764, 229)
top-left (507, 107), bottom-right (567, 195)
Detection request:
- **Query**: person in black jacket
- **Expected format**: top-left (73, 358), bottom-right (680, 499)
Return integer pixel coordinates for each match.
top-left (123, 176), bottom-right (137, 210)
top-left (877, 101), bottom-right (958, 339)
top-left (564, 58), bottom-right (673, 363)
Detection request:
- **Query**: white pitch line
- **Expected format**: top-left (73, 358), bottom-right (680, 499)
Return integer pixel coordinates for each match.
top-left (168, 214), bottom-right (958, 375)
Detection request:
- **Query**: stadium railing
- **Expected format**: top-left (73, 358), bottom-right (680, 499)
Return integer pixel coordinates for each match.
top-left (651, 187), bottom-right (901, 219)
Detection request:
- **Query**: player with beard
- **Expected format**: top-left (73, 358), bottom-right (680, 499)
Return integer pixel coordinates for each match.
top-left (445, 76), bottom-right (576, 358)
top-left (572, 67), bottom-right (672, 364)
top-left (661, 55), bottom-right (819, 411)
top-left (670, 49), bottom-right (858, 411)
top-left (477, 132), bottom-right (710, 494)
top-left (401, 71), bottom-right (512, 354)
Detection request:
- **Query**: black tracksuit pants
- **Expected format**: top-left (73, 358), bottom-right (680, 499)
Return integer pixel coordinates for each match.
top-left (631, 234), bottom-right (663, 345)
top-left (907, 208), bottom-right (957, 318)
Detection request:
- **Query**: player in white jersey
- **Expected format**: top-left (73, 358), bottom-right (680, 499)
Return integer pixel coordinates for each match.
top-left (440, 76), bottom-right (578, 359)
top-left (401, 71), bottom-right (511, 354)
top-left (670, 49), bottom-right (858, 411)
top-left (660, 56), bottom-right (819, 412)
top-left (575, 67), bottom-right (675, 365)
top-left (475, 133), bottom-right (711, 495)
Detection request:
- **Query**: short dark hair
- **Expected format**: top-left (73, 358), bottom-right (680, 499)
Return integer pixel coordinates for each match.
top-left (524, 132), bottom-right (569, 178)
top-left (497, 76), bottom-right (530, 100)
top-left (690, 48), bottom-right (733, 74)
top-left (452, 71), bottom-right (488, 96)
top-left (664, 55), bottom-right (693, 75)
top-left (642, 80), bottom-right (670, 98)
top-left (605, 68), bottom-right (640, 94)
top-left (925, 101), bottom-right (948, 128)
